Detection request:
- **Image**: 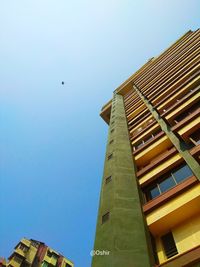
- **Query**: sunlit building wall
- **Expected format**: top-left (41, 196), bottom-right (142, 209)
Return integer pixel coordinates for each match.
top-left (5, 238), bottom-right (73, 267)
top-left (92, 29), bottom-right (200, 267)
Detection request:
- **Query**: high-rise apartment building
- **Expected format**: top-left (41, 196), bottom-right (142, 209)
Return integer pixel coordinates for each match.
top-left (4, 238), bottom-right (73, 267)
top-left (92, 29), bottom-right (200, 267)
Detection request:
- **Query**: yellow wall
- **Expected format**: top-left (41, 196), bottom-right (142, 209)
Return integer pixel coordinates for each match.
top-left (8, 258), bottom-right (21, 267)
top-left (26, 245), bottom-right (37, 264)
top-left (146, 184), bottom-right (200, 235)
top-left (61, 259), bottom-right (74, 267)
top-left (178, 116), bottom-right (200, 135)
top-left (156, 214), bottom-right (200, 264)
top-left (135, 135), bottom-right (171, 162)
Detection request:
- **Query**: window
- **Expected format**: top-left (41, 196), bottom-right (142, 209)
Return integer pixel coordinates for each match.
top-left (52, 253), bottom-right (58, 259)
top-left (131, 118), bottom-right (155, 137)
top-left (133, 129), bottom-right (161, 150)
top-left (47, 251), bottom-right (52, 257)
top-left (161, 232), bottom-right (178, 258)
top-left (190, 130), bottom-right (200, 145)
top-left (102, 212), bottom-right (110, 224)
top-left (107, 154), bottom-right (113, 160)
top-left (110, 129), bottom-right (114, 133)
top-left (174, 102), bottom-right (199, 124)
top-left (146, 186), bottom-right (160, 200)
top-left (14, 256), bottom-right (23, 264)
top-left (159, 176), bottom-right (176, 193)
top-left (144, 164), bottom-right (193, 201)
top-left (174, 112), bottom-right (188, 123)
top-left (30, 240), bottom-right (39, 248)
top-left (18, 243), bottom-right (29, 252)
top-left (173, 164), bottom-right (193, 183)
top-left (135, 140), bottom-right (144, 150)
top-left (42, 262), bottom-right (49, 267)
top-left (109, 139), bottom-right (114, 145)
top-left (111, 121), bottom-right (115, 125)
top-left (144, 134), bottom-right (154, 143)
top-left (105, 176), bottom-right (112, 184)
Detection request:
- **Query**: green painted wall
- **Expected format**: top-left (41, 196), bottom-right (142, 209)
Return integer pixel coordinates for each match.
top-left (192, 263), bottom-right (200, 267)
top-left (92, 94), bottom-right (152, 267)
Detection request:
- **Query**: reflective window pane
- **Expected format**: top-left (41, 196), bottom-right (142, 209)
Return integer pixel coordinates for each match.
top-left (150, 187), bottom-right (160, 199)
top-left (136, 141), bottom-right (144, 149)
top-left (159, 176), bottom-right (176, 193)
top-left (173, 165), bottom-right (193, 183)
top-left (146, 186), bottom-right (160, 201)
top-left (190, 130), bottom-right (200, 145)
top-left (144, 135), bottom-right (153, 143)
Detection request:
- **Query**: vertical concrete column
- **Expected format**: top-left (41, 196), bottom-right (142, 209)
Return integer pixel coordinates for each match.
top-left (92, 93), bottom-right (152, 267)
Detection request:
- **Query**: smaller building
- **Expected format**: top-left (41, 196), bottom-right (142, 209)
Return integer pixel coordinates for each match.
top-left (5, 238), bottom-right (73, 267)
top-left (0, 258), bottom-right (7, 267)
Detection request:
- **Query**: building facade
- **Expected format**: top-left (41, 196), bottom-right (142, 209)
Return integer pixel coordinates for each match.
top-left (0, 258), bottom-right (7, 267)
top-left (92, 29), bottom-right (200, 267)
top-left (4, 238), bottom-right (73, 267)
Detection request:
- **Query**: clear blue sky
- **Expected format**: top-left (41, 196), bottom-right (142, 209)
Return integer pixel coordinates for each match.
top-left (0, 1), bottom-right (199, 266)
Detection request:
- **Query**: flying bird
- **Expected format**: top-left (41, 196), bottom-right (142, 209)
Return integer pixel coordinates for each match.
top-left (62, 81), bottom-right (64, 85)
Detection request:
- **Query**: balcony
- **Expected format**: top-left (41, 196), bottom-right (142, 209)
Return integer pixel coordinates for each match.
top-left (146, 183), bottom-right (200, 236)
top-left (44, 250), bottom-right (60, 266)
top-left (156, 74), bottom-right (200, 113)
top-left (8, 257), bottom-right (22, 267)
top-left (172, 107), bottom-right (200, 142)
top-left (132, 124), bottom-right (161, 147)
top-left (164, 90), bottom-right (200, 124)
top-left (134, 133), bottom-right (173, 168)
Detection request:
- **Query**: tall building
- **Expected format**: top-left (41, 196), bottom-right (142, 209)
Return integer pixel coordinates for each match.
top-left (92, 29), bottom-right (200, 267)
top-left (4, 238), bottom-right (73, 267)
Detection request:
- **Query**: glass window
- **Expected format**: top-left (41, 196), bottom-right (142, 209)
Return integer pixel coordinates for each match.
top-left (52, 253), bottom-right (58, 259)
top-left (47, 251), bottom-right (52, 257)
top-left (159, 176), bottom-right (176, 193)
top-left (136, 141), bottom-right (144, 149)
top-left (102, 212), bottom-right (110, 224)
top-left (161, 232), bottom-right (178, 259)
top-left (14, 256), bottom-right (22, 264)
top-left (173, 165), bottom-right (193, 183)
top-left (105, 176), bottom-right (112, 184)
top-left (174, 112), bottom-right (188, 123)
top-left (107, 154), bottom-right (113, 160)
top-left (146, 186), bottom-right (160, 201)
top-left (149, 186), bottom-right (160, 200)
top-left (31, 240), bottom-right (39, 248)
top-left (42, 262), bottom-right (49, 267)
top-left (18, 243), bottom-right (29, 252)
top-left (144, 135), bottom-right (153, 143)
top-left (190, 130), bottom-right (200, 145)
top-left (144, 163), bottom-right (194, 203)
